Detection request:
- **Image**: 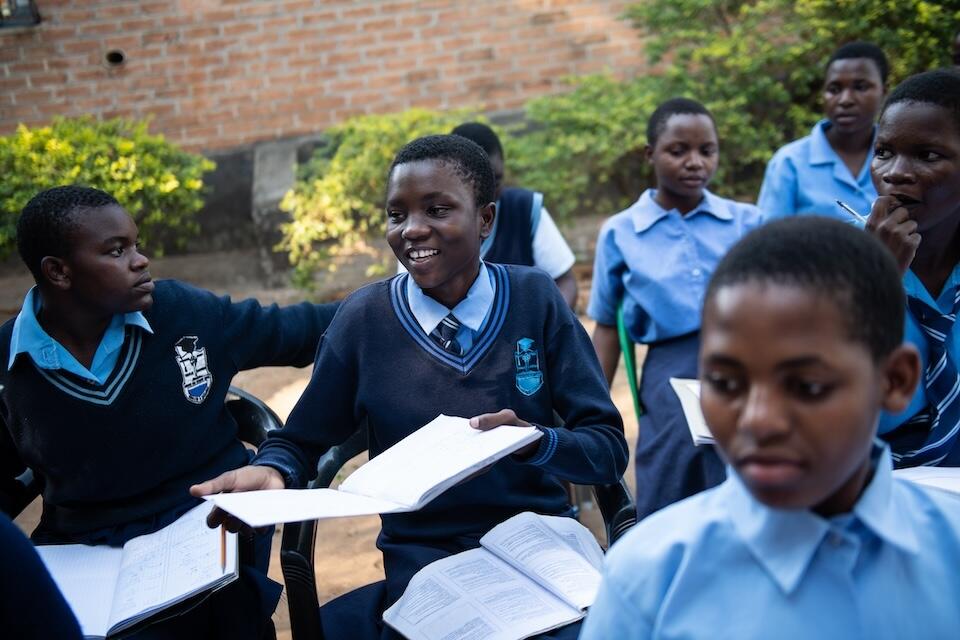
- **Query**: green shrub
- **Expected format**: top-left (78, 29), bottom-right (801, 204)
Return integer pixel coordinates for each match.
top-left (280, 108), bottom-right (480, 286)
top-left (0, 116), bottom-right (214, 258)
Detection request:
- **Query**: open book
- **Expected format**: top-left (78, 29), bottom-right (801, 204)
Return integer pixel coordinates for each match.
top-left (206, 414), bottom-right (542, 527)
top-left (384, 511), bottom-right (604, 640)
top-left (670, 378), bottom-right (714, 445)
top-left (35, 502), bottom-right (238, 639)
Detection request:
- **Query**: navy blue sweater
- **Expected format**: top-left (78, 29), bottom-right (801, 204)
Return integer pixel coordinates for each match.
top-left (255, 263), bottom-right (627, 541)
top-left (0, 280), bottom-right (337, 538)
top-left (484, 187), bottom-right (538, 267)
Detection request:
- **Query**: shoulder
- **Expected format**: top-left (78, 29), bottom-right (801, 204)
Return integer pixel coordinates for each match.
top-left (148, 279), bottom-right (221, 311)
top-left (710, 193), bottom-right (764, 227)
top-left (894, 479), bottom-right (960, 535)
top-left (768, 135), bottom-right (813, 169)
top-left (326, 278), bottom-right (393, 326)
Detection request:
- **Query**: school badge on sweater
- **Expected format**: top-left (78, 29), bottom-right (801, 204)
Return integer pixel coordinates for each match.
top-left (174, 336), bottom-right (212, 404)
top-left (515, 338), bottom-right (543, 396)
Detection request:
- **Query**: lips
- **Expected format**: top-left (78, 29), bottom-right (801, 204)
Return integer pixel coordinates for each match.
top-left (679, 176), bottom-right (706, 187)
top-left (736, 454), bottom-right (806, 487)
top-left (833, 113), bottom-right (860, 125)
top-left (406, 247), bottom-right (439, 262)
top-left (891, 193), bottom-right (922, 207)
top-left (134, 275), bottom-right (155, 293)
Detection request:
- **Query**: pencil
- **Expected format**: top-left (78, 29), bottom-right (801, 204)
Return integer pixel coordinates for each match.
top-left (836, 200), bottom-right (868, 224)
top-left (220, 524), bottom-right (226, 572)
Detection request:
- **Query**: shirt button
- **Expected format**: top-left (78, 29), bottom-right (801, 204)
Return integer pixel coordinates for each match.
top-left (692, 268), bottom-right (703, 277)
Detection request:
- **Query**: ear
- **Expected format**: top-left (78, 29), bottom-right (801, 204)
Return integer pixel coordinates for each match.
top-left (644, 144), bottom-right (653, 163)
top-left (879, 344), bottom-right (922, 415)
top-left (40, 256), bottom-right (71, 291)
top-left (479, 202), bottom-right (495, 240)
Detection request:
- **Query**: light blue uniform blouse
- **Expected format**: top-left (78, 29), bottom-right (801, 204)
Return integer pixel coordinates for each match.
top-left (758, 119), bottom-right (877, 222)
top-left (581, 445), bottom-right (960, 640)
top-left (587, 189), bottom-right (763, 344)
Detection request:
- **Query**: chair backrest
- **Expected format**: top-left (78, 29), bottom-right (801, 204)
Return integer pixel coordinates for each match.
top-left (279, 424), bottom-right (636, 640)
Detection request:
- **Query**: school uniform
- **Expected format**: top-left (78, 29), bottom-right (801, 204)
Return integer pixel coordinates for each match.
top-left (758, 119), bottom-right (877, 221)
top-left (581, 444), bottom-right (960, 639)
top-left (588, 189), bottom-right (762, 519)
top-left (254, 262), bottom-right (628, 639)
top-left (880, 263), bottom-right (960, 467)
top-left (398, 187), bottom-right (576, 277)
top-left (0, 513), bottom-right (82, 639)
top-left (0, 280), bottom-right (338, 640)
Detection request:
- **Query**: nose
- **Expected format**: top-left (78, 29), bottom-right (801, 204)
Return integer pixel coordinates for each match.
top-left (880, 154), bottom-right (916, 186)
top-left (838, 87), bottom-right (856, 106)
top-left (737, 384), bottom-right (790, 444)
top-left (683, 153), bottom-right (705, 170)
top-left (401, 212), bottom-right (430, 241)
top-left (131, 247), bottom-right (149, 271)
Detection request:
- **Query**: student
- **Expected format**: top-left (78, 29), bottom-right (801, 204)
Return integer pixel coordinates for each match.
top-left (758, 42), bottom-right (888, 220)
top-left (194, 134), bottom-right (628, 639)
top-left (0, 186), bottom-right (339, 640)
top-left (581, 216), bottom-right (960, 639)
top-left (865, 69), bottom-right (960, 466)
top-left (588, 98), bottom-right (762, 519)
top-left (399, 122), bottom-right (579, 309)
top-left (0, 513), bottom-right (83, 640)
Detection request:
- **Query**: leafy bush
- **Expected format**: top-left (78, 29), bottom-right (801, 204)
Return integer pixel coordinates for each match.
top-left (279, 108), bottom-right (480, 286)
top-left (0, 116), bottom-right (214, 258)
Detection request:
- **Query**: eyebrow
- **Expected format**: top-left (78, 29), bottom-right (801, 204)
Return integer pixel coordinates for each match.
top-left (702, 354), bottom-right (828, 370)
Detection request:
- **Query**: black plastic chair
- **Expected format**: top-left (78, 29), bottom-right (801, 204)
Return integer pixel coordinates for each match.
top-left (279, 426), bottom-right (637, 640)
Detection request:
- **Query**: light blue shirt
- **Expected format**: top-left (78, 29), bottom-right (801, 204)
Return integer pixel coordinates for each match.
top-left (587, 189), bottom-right (763, 344)
top-left (879, 263), bottom-right (960, 435)
top-left (7, 287), bottom-right (153, 384)
top-left (581, 445), bottom-right (960, 640)
top-left (758, 119), bottom-right (877, 222)
top-left (405, 262), bottom-right (495, 352)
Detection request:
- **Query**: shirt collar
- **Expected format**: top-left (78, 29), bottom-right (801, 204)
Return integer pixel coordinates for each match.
top-left (809, 119), bottom-right (878, 168)
top-left (405, 262), bottom-right (494, 336)
top-left (630, 189), bottom-right (733, 234)
top-left (722, 443), bottom-right (918, 596)
top-left (7, 287), bottom-right (154, 371)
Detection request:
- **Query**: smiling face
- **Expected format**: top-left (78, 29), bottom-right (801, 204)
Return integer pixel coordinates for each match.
top-left (823, 57), bottom-right (885, 136)
top-left (871, 101), bottom-right (960, 233)
top-left (386, 159), bottom-right (494, 308)
top-left (646, 113), bottom-right (719, 214)
top-left (58, 204), bottom-right (154, 314)
top-left (700, 282), bottom-right (891, 515)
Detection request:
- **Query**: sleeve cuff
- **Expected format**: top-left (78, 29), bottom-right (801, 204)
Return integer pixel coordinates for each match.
top-left (525, 425), bottom-right (559, 466)
top-left (252, 458), bottom-right (301, 488)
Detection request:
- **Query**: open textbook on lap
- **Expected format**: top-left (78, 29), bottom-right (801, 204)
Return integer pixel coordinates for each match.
top-left (35, 502), bottom-right (238, 639)
top-left (206, 414), bottom-right (542, 527)
top-left (383, 511), bottom-right (604, 640)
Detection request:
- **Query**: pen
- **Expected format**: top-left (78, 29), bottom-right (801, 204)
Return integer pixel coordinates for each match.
top-left (220, 524), bottom-right (226, 572)
top-left (836, 200), bottom-right (868, 224)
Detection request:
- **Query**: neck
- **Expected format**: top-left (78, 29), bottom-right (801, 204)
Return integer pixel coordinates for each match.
top-left (425, 262), bottom-right (481, 310)
top-left (825, 124), bottom-right (874, 155)
top-left (36, 292), bottom-right (113, 367)
top-left (813, 455), bottom-right (873, 518)
top-left (655, 188), bottom-right (703, 216)
top-left (911, 219), bottom-right (960, 298)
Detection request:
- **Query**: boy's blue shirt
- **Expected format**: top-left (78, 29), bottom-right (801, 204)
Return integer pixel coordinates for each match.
top-left (758, 119), bottom-right (877, 222)
top-left (879, 262), bottom-right (960, 435)
top-left (581, 444), bottom-right (960, 639)
top-left (587, 188), bottom-right (763, 344)
top-left (405, 261), bottom-right (494, 352)
top-left (8, 287), bottom-right (153, 384)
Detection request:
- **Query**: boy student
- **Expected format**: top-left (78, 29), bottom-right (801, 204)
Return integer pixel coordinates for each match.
top-left (399, 122), bottom-right (579, 309)
top-left (758, 42), bottom-right (888, 220)
top-left (865, 69), bottom-right (960, 466)
top-left (582, 216), bottom-right (960, 640)
top-left (588, 98), bottom-right (763, 519)
top-left (0, 186), bottom-right (339, 640)
top-left (194, 135), bottom-right (628, 639)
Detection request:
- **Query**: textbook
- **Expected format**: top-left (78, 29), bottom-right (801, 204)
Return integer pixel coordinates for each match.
top-left (35, 503), bottom-right (238, 639)
top-left (669, 377), bottom-right (715, 445)
top-left (383, 511), bottom-right (604, 640)
top-left (205, 414), bottom-right (543, 527)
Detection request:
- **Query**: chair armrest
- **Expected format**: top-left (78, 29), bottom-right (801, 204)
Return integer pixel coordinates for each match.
top-left (226, 385), bottom-right (283, 448)
top-left (594, 479), bottom-right (637, 546)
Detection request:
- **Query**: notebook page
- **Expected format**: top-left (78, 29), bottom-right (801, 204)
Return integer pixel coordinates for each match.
top-left (204, 487), bottom-right (410, 528)
top-left (669, 378), bottom-right (714, 446)
top-left (538, 515), bottom-right (604, 570)
top-left (36, 544), bottom-right (123, 638)
top-left (340, 414), bottom-right (542, 508)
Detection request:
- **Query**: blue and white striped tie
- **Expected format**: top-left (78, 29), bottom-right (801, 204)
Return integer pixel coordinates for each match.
top-left (430, 314), bottom-right (463, 356)
top-left (890, 289), bottom-right (960, 467)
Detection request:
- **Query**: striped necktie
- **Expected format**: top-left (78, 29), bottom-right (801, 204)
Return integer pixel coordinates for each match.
top-left (890, 290), bottom-right (960, 467)
top-left (430, 314), bottom-right (463, 356)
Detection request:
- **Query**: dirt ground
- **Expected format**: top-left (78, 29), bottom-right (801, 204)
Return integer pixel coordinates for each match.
top-left (4, 213), bottom-right (642, 640)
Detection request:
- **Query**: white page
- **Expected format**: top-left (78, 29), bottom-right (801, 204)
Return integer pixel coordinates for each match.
top-left (205, 487), bottom-right (410, 528)
top-left (894, 467), bottom-right (960, 496)
top-left (669, 378), bottom-right (714, 445)
top-left (479, 512), bottom-right (601, 610)
top-left (340, 414), bottom-right (542, 508)
top-left (538, 515), bottom-right (604, 570)
top-left (384, 548), bottom-right (582, 640)
top-left (36, 544), bottom-right (123, 638)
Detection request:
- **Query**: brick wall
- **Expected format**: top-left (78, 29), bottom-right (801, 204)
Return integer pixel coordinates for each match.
top-left (1, 0), bottom-right (644, 152)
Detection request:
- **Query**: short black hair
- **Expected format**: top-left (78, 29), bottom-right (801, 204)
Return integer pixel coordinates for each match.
top-left (705, 216), bottom-right (904, 362)
top-left (388, 134), bottom-right (496, 206)
top-left (646, 98), bottom-right (715, 148)
top-left (882, 68), bottom-right (960, 132)
top-left (826, 41), bottom-right (889, 84)
top-left (16, 185), bottom-right (120, 280)
top-left (451, 122), bottom-right (503, 158)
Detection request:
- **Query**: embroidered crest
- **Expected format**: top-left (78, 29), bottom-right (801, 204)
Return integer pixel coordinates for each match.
top-left (174, 336), bottom-right (212, 404)
top-left (515, 338), bottom-right (543, 396)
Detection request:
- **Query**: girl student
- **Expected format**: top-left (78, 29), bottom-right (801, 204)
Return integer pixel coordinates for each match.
top-left (194, 134), bottom-right (628, 639)
top-left (588, 97), bottom-right (763, 519)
